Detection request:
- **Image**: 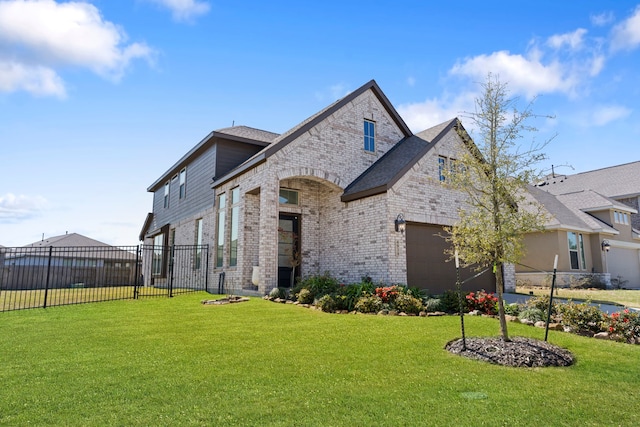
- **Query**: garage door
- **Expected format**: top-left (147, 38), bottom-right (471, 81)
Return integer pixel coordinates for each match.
top-left (608, 247), bottom-right (640, 289)
top-left (406, 223), bottom-right (496, 295)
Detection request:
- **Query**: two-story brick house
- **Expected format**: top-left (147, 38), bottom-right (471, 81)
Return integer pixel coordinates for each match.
top-left (140, 80), bottom-right (497, 295)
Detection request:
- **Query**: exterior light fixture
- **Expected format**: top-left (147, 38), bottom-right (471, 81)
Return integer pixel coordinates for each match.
top-left (394, 213), bottom-right (406, 233)
top-left (601, 240), bottom-right (611, 252)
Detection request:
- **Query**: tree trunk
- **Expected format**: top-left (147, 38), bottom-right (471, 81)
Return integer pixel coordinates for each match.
top-left (495, 262), bottom-right (510, 341)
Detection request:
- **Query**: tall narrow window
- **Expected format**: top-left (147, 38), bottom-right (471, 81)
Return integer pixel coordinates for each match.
top-left (152, 234), bottom-right (164, 276)
top-left (216, 193), bottom-right (226, 268)
top-left (568, 232), bottom-right (580, 270)
top-left (578, 233), bottom-right (586, 271)
top-left (179, 168), bottom-right (186, 199)
top-left (195, 218), bottom-right (203, 269)
top-left (229, 187), bottom-right (240, 267)
top-left (364, 119), bottom-right (375, 152)
top-left (163, 182), bottom-right (170, 208)
top-left (438, 156), bottom-right (447, 182)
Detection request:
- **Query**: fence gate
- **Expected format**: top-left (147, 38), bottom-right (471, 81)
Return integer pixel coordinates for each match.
top-left (138, 244), bottom-right (209, 298)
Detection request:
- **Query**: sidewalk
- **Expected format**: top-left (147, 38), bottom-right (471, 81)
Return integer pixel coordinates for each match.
top-left (502, 292), bottom-right (630, 314)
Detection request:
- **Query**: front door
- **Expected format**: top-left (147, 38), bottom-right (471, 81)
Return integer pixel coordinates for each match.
top-left (278, 214), bottom-right (300, 288)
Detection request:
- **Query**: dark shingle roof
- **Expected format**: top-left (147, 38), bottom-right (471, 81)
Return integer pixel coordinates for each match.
top-left (536, 161), bottom-right (640, 198)
top-left (214, 126), bottom-right (279, 143)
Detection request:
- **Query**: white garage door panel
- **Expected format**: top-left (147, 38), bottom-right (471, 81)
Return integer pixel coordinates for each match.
top-left (608, 247), bottom-right (640, 288)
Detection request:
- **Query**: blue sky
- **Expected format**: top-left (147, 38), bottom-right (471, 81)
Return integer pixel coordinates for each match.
top-left (2, 0), bottom-right (640, 247)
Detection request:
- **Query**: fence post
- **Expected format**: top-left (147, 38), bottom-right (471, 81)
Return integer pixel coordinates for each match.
top-left (43, 246), bottom-right (53, 309)
top-left (204, 244), bottom-right (210, 293)
top-left (133, 245), bottom-right (140, 300)
top-left (168, 245), bottom-right (175, 298)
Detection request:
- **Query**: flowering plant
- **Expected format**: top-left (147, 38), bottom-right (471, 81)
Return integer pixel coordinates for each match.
top-left (375, 286), bottom-right (400, 304)
top-left (465, 290), bottom-right (498, 315)
top-left (606, 309), bottom-right (640, 343)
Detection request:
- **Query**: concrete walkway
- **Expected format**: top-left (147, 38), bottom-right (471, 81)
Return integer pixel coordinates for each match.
top-left (503, 292), bottom-right (632, 314)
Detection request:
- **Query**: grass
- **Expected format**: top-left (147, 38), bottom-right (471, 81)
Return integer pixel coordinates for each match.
top-left (1, 293), bottom-right (639, 426)
top-left (517, 286), bottom-right (640, 309)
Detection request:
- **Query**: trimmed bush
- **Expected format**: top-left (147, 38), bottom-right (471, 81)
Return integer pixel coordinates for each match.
top-left (298, 274), bottom-right (341, 299)
top-left (504, 303), bottom-right (520, 316)
top-left (605, 309), bottom-right (640, 343)
top-left (316, 294), bottom-right (336, 313)
top-left (297, 288), bottom-right (314, 304)
top-left (269, 287), bottom-right (287, 299)
top-left (393, 293), bottom-right (423, 315)
top-left (557, 301), bottom-right (606, 335)
top-left (354, 295), bottom-right (383, 314)
top-left (465, 290), bottom-right (498, 315)
top-left (439, 290), bottom-right (464, 314)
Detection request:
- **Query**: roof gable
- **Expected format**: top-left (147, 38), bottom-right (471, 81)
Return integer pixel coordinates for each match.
top-left (24, 233), bottom-right (114, 248)
top-left (213, 80), bottom-right (412, 188)
top-left (341, 118), bottom-right (459, 202)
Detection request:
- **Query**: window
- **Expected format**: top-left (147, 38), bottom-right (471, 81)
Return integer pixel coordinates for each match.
top-left (152, 234), bottom-right (165, 276)
top-left (216, 193), bottom-right (226, 268)
top-left (179, 168), bottom-right (186, 199)
top-left (614, 211), bottom-right (630, 225)
top-left (163, 182), bottom-right (170, 208)
top-left (578, 234), bottom-right (586, 270)
top-left (364, 119), bottom-right (375, 152)
top-left (229, 187), bottom-right (240, 267)
top-left (567, 232), bottom-right (584, 270)
top-left (195, 218), bottom-right (203, 269)
top-left (279, 188), bottom-right (299, 205)
top-left (438, 156), bottom-right (447, 182)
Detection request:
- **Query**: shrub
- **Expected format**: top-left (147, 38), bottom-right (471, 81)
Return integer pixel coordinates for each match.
top-left (423, 298), bottom-right (444, 313)
top-left (465, 290), bottom-right (498, 315)
top-left (354, 295), bottom-right (383, 314)
top-left (518, 308), bottom-right (546, 323)
top-left (316, 294), bottom-right (336, 313)
top-left (439, 290), bottom-right (464, 314)
top-left (556, 301), bottom-right (606, 335)
top-left (405, 286), bottom-right (427, 300)
top-left (269, 287), bottom-right (287, 299)
top-left (333, 295), bottom-right (350, 311)
top-left (605, 309), bottom-right (640, 343)
top-left (341, 281), bottom-right (376, 311)
top-left (375, 286), bottom-right (401, 304)
top-left (298, 274), bottom-right (340, 299)
top-left (504, 303), bottom-right (520, 316)
top-left (393, 293), bottom-right (423, 314)
top-left (297, 288), bottom-right (314, 304)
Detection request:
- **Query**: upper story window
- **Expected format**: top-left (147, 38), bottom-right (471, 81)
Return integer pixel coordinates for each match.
top-left (279, 188), bottom-right (299, 205)
top-left (163, 182), bottom-right (170, 208)
top-left (364, 119), bottom-right (375, 152)
top-left (179, 168), bottom-right (186, 199)
top-left (438, 156), bottom-right (447, 182)
top-left (229, 187), bottom-right (240, 267)
top-left (614, 211), bottom-right (629, 225)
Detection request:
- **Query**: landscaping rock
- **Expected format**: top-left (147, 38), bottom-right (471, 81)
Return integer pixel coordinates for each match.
top-left (594, 332), bottom-right (610, 340)
top-left (427, 311), bottom-right (446, 317)
top-left (419, 311), bottom-right (427, 317)
top-left (534, 321), bottom-right (546, 328)
top-left (505, 315), bottom-right (519, 322)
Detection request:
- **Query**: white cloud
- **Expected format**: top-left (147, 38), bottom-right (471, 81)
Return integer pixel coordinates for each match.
top-left (547, 29), bottom-right (587, 50)
top-left (611, 5), bottom-right (640, 51)
top-left (0, 193), bottom-right (48, 222)
top-left (450, 50), bottom-right (576, 99)
top-left (0, 0), bottom-right (154, 96)
top-left (568, 104), bottom-right (632, 128)
top-left (0, 60), bottom-right (66, 97)
top-left (591, 11), bottom-right (615, 27)
top-left (315, 82), bottom-right (351, 102)
top-left (406, 76), bottom-right (416, 87)
top-left (397, 91), bottom-right (477, 133)
top-left (146, 0), bottom-right (210, 22)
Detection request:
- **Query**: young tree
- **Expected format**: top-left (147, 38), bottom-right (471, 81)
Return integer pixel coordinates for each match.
top-left (447, 74), bottom-right (552, 342)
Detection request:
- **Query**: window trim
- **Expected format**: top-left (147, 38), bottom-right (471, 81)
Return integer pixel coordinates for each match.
top-left (179, 168), bottom-right (186, 199)
top-left (229, 187), bottom-right (240, 267)
top-left (279, 188), bottom-right (299, 206)
top-left (215, 193), bottom-right (226, 268)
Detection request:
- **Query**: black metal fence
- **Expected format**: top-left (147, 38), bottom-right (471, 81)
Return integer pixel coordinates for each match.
top-left (0, 244), bottom-right (209, 312)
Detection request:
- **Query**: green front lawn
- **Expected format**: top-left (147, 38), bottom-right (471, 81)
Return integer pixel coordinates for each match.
top-left (1, 293), bottom-right (639, 426)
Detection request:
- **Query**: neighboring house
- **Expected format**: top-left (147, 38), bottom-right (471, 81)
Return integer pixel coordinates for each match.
top-left (518, 163), bottom-right (640, 289)
top-left (1, 233), bottom-right (138, 289)
top-left (141, 80), bottom-right (498, 295)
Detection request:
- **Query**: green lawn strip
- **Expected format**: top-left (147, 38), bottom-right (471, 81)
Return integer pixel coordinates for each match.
top-left (1, 294), bottom-right (639, 426)
top-left (517, 288), bottom-right (640, 309)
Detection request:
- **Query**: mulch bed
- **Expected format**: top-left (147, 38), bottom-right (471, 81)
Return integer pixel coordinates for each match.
top-left (445, 336), bottom-right (575, 367)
